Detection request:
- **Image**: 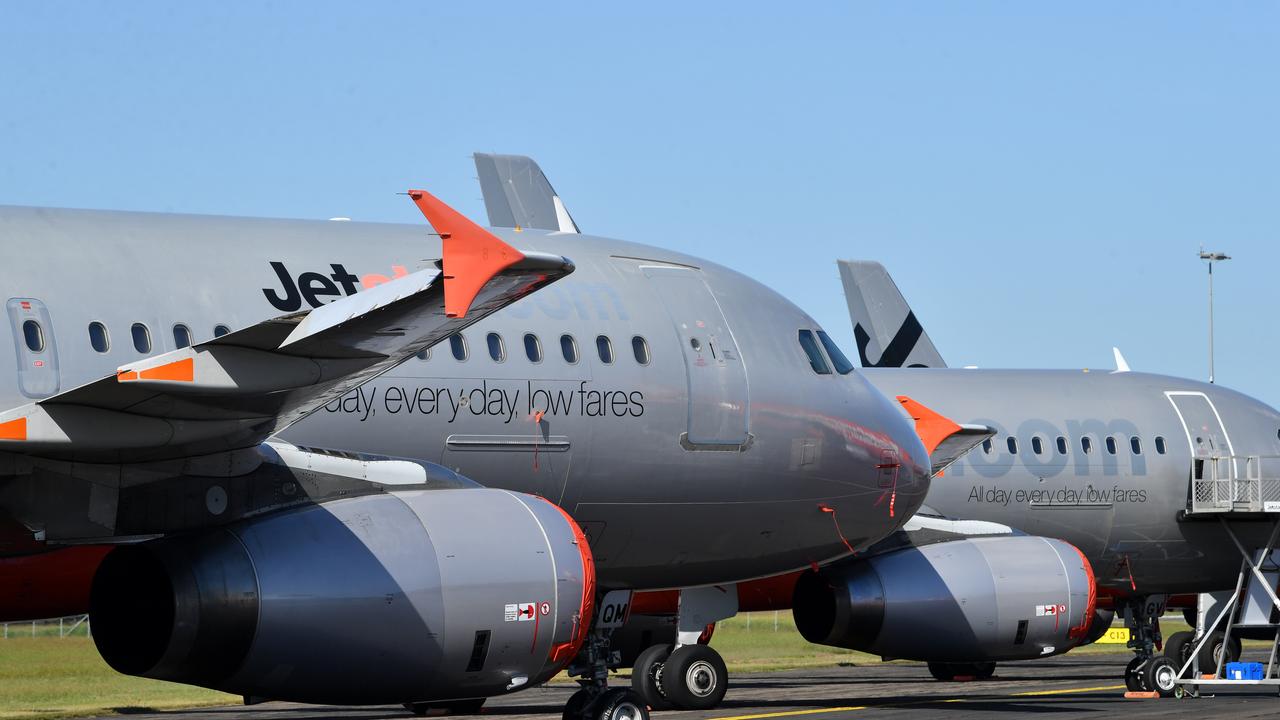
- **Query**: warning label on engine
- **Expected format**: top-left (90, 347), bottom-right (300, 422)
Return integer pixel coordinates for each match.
top-left (1035, 604), bottom-right (1067, 617)
top-left (505, 603), bottom-right (536, 622)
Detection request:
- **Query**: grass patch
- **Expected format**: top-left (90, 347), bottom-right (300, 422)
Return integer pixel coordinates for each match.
top-left (0, 636), bottom-right (233, 720)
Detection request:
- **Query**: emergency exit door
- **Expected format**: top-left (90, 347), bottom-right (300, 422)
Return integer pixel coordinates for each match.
top-left (641, 266), bottom-right (750, 448)
top-left (6, 298), bottom-right (60, 398)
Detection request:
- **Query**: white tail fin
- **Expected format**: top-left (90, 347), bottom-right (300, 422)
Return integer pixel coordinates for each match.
top-left (837, 260), bottom-right (946, 368)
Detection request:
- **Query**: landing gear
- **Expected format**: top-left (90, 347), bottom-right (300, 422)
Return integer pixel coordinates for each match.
top-left (660, 644), bottom-right (729, 709)
top-left (630, 644), bottom-right (673, 710)
top-left (1123, 656), bottom-right (1178, 697)
top-left (926, 661), bottom-right (995, 681)
top-left (631, 642), bottom-right (729, 709)
top-left (563, 688), bottom-right (648, 720)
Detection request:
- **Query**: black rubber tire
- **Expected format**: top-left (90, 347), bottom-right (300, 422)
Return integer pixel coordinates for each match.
top-left (1197, 632), bottom-right (1243, 674)
top-left (1164, 631), bottom-right (1195, 668)
top-left (563, 689), bottom-right (594, 720)
top-left (1145, 656), bottom-right (1178, 698)
top-left (927, 662), bottom-right (957, 681)
top-left (593, 689), bottom-right (649, 720)
top-left (404, 704), bottom-right (430, 717)
top-left (1183, 608), bottom-right (1198, 628)
top-left (659, 644), bottom-right (729, 710)
top-left (630, 644), bottom-right (673, 710)
top-left (972, 662), bottom-right (996, 680)
top-left (1124, 656), bottom-right (1149, 692)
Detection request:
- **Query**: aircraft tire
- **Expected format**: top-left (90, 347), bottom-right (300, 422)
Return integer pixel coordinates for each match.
top-left (972, 662), bottom-right (996, 680)
top-left (1196, 632), bottom-right (1242, 673)
top-left (403, 698), bottom-right (486, 716)
top-left (1164, 631), bottom-right (1194, 668)
top-left (593, 689), bottom-right (650, 720)
top-left (563, 689), bottom-right (594, 720)
top-left (1145, 656), bottom-right (1178, 698)
top-left (660, 644), bottom-right (728, 710)
top-left (630, 644), bottom-right (673, 710)
top-left (927, 662), bottom-right (957, 682)
top-left (1124, 656), bottom-right (1149, 692)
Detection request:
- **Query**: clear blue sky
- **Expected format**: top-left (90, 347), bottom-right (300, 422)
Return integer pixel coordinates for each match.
top-left (2, 4), bottom-right (1276, 403)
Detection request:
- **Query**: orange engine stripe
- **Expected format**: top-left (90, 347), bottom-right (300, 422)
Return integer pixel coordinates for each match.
top-left (0, 417), bottom-right (27, 441)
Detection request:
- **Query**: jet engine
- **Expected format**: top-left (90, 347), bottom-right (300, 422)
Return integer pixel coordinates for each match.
top-left (89, 489), bottom-right (593, 705)
top-left (793, 536), bottom-right (1095, 661)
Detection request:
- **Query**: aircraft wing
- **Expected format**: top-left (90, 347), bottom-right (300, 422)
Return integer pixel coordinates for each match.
top-left (896, 395), bottom-right (993, 478)
top-left (474, 153), bottom-right (580, 233)
top-left (0, 189), bottom-right (574, 463)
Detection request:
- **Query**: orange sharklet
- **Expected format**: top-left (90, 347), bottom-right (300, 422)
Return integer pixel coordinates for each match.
top-left (896, 395), bottom-right (962, 457)
top-left (407, 188), bottom-right (525, 319)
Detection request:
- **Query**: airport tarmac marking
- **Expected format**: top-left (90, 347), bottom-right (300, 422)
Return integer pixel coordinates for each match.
top-left (1011, 684), bottom-right (1126, 696)
top-left (713, 707), bottom-right (869, 720)
top-left (712, 683), bottom-right (1127, 720)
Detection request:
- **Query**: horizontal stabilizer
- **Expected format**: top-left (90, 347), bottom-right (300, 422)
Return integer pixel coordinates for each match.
top-left (896, 395), bottom-right (993, 477)
top-left (474, 153), bottom-right (580, 233)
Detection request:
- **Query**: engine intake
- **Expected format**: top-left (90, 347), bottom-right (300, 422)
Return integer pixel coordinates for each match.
top-left (793, 536), bottom-right (1095, 662)
top-left (91, 489), bottom-right (593, 704)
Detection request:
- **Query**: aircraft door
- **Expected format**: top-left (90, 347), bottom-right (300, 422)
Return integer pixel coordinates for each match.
top-left (640, 266), bottom-right (750, 448)
top-left (6, 298), bottom-right (60, 398)
top-left (1167, 391), bottom-right (1237, 489)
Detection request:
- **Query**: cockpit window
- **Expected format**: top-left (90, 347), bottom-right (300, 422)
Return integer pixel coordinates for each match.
top-left (816, 331), bottom-right (855, 375)
top-left (798, 330), bottom-right (831, 374)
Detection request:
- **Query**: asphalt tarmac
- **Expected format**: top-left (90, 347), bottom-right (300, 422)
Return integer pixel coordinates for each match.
top-left (89, 653), bottom-right (1280, 720)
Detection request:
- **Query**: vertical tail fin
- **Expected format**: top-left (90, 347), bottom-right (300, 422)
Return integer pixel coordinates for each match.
top-left (473, 153), bottom-right (580, 233)
top-left (837, 260), bottom-right (946, 368)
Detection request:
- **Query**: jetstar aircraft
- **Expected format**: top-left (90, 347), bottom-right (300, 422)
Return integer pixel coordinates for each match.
top-left (816, 259), bottom-right (1280, 697)
top-left (465, 156), bottom-right (1098, 712)
top-left (0, 168), bottom-right (935, 720)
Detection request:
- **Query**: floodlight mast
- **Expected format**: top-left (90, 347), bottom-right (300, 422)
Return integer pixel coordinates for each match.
top-left (1199, 249), bottom-right (1230, 384)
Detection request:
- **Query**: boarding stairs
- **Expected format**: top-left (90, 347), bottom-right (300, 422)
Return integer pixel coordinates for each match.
top-left (1185, 455), bottom-right (1280, 516)
top-left (1172, 519), bottom-right (1280, 695)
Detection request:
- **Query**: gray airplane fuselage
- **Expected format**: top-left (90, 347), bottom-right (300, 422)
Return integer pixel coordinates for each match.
top-left (0, 206), bottom-right (930, 591)
top-left (865, 367), bottom-right (1280, 597)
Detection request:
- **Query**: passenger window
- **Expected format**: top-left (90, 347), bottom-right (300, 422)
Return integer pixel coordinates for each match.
top-left (561, 334), bottom-right (579, 364)
top-left (1105, 436), bottom-right (1117, 455)
top-left (982, 439), bottom-right (993, 454)
top-left (816, 331), bottom-right (855, 375)
top-left (632, 336), bottom-right (650, 365)
top-left (596, 335), bottom-right (614, 364)
top-left (21, 320), bottom-right (44, 353)
top-left (1007, 436), bottom-right (1018, 454)
top-left (213, 324), bottom-right (231, 338)
top-left (1131, 436), bottom-right (1142, 455)
top-left (487, 332), bottom-right (505, 362)
top-left (1031, 436), bottom-right (1044, 455)
top-left (1056, 436), bottom-right (1067, 455)
top-left (1155, 436), bottom-right (1167, 454)
top-left (173, 324), bottom-right (192, 349)
top-left (131, 323), bottom-right (151, 353)
top-left (88, 322), bottom-right (109, 353)
top-left (524, 333), bottom-right (543, 363)
top-left (798, 330), bottom-right (831, 374)
top-left (416, 348), bottom-right (431, 361)
top-left (1081, 436), bottom-right (1093, 454)
top-left (449, 334), bottom-right (467, 361)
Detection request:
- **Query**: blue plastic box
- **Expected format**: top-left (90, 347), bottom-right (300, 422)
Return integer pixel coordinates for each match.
top-left (1225, 662), bottom-right (1264, 680)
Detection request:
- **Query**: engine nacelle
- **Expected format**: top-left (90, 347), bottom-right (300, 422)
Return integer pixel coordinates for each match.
top-left (793, 536), bottom-right (1095, 662)
top-left (90, 489), bottom-right (593, 705)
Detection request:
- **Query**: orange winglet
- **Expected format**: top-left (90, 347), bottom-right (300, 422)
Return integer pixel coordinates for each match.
top-left (896, 395), bottom-right (962, 457)
top-left (0, 418), bottom-right (26, 441)
top-left (117, 357), bottom-right (194, 383)
top-left (407, 188), bottom-right (526, 318)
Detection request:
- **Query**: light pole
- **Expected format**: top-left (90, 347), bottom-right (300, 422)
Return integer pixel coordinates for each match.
top-left (1199, 249), bottom-right (1230, 384)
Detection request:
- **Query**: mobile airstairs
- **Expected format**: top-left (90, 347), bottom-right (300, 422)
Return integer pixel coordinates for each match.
top-left (1172, 455), bottom-right (1280, 696)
